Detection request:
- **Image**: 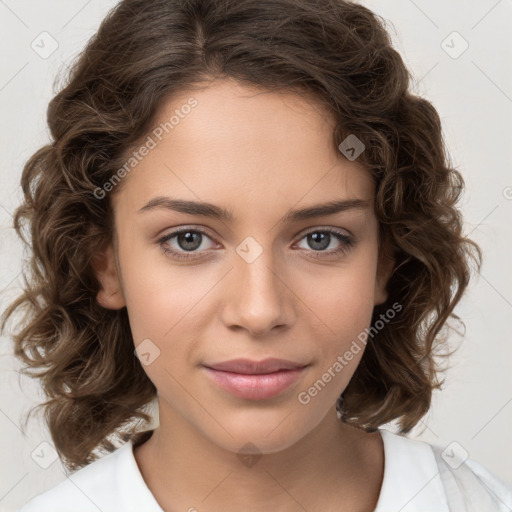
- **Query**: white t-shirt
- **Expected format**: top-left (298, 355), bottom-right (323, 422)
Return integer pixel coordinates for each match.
top-left (18, 428), bottom-right (512, 511)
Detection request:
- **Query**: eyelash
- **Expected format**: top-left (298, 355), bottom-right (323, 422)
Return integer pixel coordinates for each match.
top-left (157, 226), bottom-right (355, 261)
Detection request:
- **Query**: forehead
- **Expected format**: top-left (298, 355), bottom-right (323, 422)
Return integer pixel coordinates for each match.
top-left (112, 79), bottom-right (374, 216)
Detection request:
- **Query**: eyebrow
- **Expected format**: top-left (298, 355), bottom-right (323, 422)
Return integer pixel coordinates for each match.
top-left (138, 196), bottom-right (370, 223)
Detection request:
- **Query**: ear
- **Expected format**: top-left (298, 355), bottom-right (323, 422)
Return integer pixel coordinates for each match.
top-left (92, 242), bottom-right (126, 310)
top-left (374, 249), bottom-right (395, 306)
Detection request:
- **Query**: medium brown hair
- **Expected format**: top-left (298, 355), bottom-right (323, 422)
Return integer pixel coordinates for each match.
top-left (1, 0), bottom-right (482, 471)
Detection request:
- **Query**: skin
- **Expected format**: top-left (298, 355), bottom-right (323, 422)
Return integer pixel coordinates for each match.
top-left (93, 78), bottom-right (394, 511)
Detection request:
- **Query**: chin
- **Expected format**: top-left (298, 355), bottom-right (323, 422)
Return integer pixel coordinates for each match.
top-left (196, 405), bottom-right (326, 455)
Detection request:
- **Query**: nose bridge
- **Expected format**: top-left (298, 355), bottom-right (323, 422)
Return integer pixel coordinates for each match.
top-left (224, 235), bottom-right (291, 335)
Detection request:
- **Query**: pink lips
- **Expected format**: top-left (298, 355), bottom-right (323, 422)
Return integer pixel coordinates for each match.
top-left (202, 358), bottom-right (308, 400)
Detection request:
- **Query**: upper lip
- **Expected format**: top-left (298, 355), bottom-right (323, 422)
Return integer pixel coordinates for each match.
top-left (203, 358), bottom-right (308, 375)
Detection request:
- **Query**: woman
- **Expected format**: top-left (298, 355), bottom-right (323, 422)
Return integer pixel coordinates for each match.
top-left (2, 0), bottom-right (511, 510)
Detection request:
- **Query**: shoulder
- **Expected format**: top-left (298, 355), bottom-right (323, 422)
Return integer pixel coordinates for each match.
top-left (18, 442), bottom-right (132, 512)
top-left (430, 442), bottom-right (512, 512)
top-left (376, 428), bottom-right (512, 512)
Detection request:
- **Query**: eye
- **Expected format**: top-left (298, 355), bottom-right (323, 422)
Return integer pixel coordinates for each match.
top-left (295, 228), bottom-right (355, 258)
top-left (157, 227), bottom-right (218, 260)
top-left (157, 226), bottom-right (355, 261)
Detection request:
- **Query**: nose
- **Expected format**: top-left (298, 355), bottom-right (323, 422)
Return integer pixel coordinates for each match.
top-left (221, 244), bottom-right (293, 337)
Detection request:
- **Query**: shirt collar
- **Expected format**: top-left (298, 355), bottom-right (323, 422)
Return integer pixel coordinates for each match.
top-left (374, 428), bottom-right (450, 511)
top-left (116, 439), bottom-right (164, 511)
top-left (118, 427), bottom-right (451, 511)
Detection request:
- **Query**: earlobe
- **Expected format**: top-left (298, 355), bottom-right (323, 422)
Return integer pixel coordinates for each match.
top-left (92, 243), bottom-right (126, 310)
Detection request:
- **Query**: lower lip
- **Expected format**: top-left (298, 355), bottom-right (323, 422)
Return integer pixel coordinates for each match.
top-left (202, 366), bottom-right (306, 400)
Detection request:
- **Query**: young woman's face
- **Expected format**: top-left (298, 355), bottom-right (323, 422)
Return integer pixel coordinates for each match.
top-left (96, 78), bottom-right (392, 454)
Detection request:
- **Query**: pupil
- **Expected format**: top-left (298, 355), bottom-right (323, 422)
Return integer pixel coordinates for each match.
top-left (179, 232), bottom-right (201, 251)
top-left (310, 232), bottom-right (329, 250)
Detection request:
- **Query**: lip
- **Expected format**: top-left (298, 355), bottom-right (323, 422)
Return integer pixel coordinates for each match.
top-left (205, 358), bottom-right (306, 374)
top-left (202, 358), bottom-right (309, 400)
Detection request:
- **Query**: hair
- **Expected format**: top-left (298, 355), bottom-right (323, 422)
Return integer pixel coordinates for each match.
top-left (1, 0), bottom-right (482, 472)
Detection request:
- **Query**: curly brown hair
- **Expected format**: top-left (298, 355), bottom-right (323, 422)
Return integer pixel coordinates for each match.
top-left (1, 0), bottom-right (482, 472)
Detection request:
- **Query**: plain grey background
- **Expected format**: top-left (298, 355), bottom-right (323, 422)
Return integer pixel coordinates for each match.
top-left (1, 1), bottom-right (511, 510)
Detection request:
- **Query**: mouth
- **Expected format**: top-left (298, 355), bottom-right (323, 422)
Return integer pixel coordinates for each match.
top-left (202, 358), bottom-right (309, 400)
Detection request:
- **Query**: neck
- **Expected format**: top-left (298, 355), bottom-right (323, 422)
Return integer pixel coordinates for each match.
top-left (133, 399), bottom-right (384, 512)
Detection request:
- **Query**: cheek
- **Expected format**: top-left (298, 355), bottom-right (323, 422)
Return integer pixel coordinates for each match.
top-left (121, 263), bottom-right (226, 397)
top-left (116, 228), bottom-right (207, 340)
top-left (311, 256), bottom-right (378, 324)
top-left (304, 254), bottom-right (378, 365)
top-left (124, 265), bottom-right (210, 345)
top-left (122, 264), bottom-right (210, 394)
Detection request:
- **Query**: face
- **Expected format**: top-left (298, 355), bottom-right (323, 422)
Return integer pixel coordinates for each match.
top-left (93, 78), bottom-right (393, 455)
